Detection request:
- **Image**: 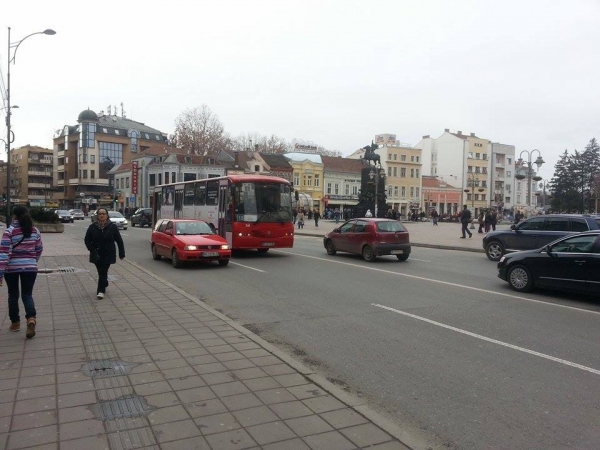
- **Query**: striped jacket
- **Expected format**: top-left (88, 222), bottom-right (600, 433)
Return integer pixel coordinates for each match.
top-left (0, 221), bottom-right (43, 278)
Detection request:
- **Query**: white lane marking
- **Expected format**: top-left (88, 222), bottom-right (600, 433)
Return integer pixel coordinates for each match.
top-left (230, 262), bottom-right (266, 273)
top-left (372, 303), bottom-right (600, 376)
top-left (275, 250), bottom-right (600, 316)
top-left (407, 257), bottom-right (431, 262)
top-left (121, 233), bottom-right (129, 237)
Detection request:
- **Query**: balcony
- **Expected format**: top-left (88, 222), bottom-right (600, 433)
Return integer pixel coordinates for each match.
top-left (57, 165), bottom-right (64, 171)
top-left (28, 195), bottom-right (46, 200)
top-left (28, 170), bottom-right (52, 177)
top-left (28, 182), bottom-right (52, 189)
top-left (28, 158), bottom-right (53, 165)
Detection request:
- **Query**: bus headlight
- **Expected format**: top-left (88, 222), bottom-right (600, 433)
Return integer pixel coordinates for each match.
top-left (184, 245), bottom-right (198, 251)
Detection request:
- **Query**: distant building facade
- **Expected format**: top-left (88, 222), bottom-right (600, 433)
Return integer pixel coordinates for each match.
top-left (9, 145), bottom-right (54, 207)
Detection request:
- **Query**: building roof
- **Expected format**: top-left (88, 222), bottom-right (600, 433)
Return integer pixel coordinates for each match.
top-left (112, 162), bottom-right (132, 174)
top-left (422, 176), bottom-right (459, 190)
top-left (284, 152), bottom-right (322, 164)
top-left (97, 114), bottom-right (166, 137)
top-left (78, 109), bottom-right (99, 122)
top-left (259, 153), bottom-right (293, 170)
top-left (321, 155), bottom-right (364, 173)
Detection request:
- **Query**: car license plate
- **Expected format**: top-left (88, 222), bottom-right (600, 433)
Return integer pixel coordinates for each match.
top-left (202, 252), bottom-right (219, 257)
top-left (262, 242), bottom-right (275, 247)
top-left (390, 250), bottom-right (403, 254)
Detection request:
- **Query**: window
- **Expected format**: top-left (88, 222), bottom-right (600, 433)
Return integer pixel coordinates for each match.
top-left (388, 167), bottom-right (392, 176)
top-left (393, 167), bottom-right (397, 177)
top-left (416, 169), bottom-right (420, 178)
top-left (195, 183), bottom-right (206, 205)
top-left (294, 173), bottom-right (300, 186)
top-left (126, 177), bottom-right (130, 188)
top-left (467, 194), bottom-right (472, 200)
top-left (401, 168), bottom-right (406, 178)
top-left (352, 186), bottom-right (358, 195)
top-left (334, 184), bottom-right (339, 195)
top-left (416, 156), bottom-right (420, 163)
top-left (172, 172), bottom-right (176, 183)
top-left (345, 185), bottom-right (350, 195)
top-left (79, 123), bottom-right (96, 149)
top-left (149, 174), bottom-right (156, 186)
top-left (82, 170), bottom-right (88, 179)
top-left (415, 187), bottom-right (420, 198)
top-left (468, 152), bottom-right (474, 159)
top-left (183, 173), bottom-right (196, 182)
top-left (388, 186), bottom-right (393, 196)
top-left (91, 170), bottom-right (95, 179)
top-left (394, 186), bottom-right (398, 197)
top-left (570, 218), bottom-right (589, 232)
top-left (544, 217), bottom-right (569, 231)
top-left (90, 155), bottom-right (95, 163)
top-left (411, 156), bottom-right (415, 162)
top-left (410, 169), bottom-right (415, 178)
top-left (507, 158), bottom-right (512, 165)
top-left (468, 166), bottom-right (473, 173)
top-left (483, 154), bottom-right (488, 160)
top-left (184, 183), bottom-right (195, 206)
top-left (401, 155), bottom-right (406, 162)
top-left (165, 172), bottom-right (169, 184)
top-left (401, 186), bottom-right (406, 198)
top-left (315, 174), bottom-right (319, 187)
top-left (393, 154), bottom-right (397, 160)
top-left (476, 153), bottom-right (480, 159)
top-left (507, 171), bottom-right (512, 177)
top-left (158, 173), bottom-right (162, 185)
top-left (128, 130), bottom-right (139, 153)
top-left (254, 165), bottom-right (260, 172)
top-left (98, 142), bottom-right (123, 178)
top-left (550, 235), bottom-right (597, 253)
top-left (410, 187), bottom-right (415, 198)
top-left (518, 217), bottom-right (545, 230)
top-left (206, 181), bottom-right (219, 205)
top-left (327, 183), bottom-right (332, 194)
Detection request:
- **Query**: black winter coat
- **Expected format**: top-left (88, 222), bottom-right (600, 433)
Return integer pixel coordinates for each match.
top-left (85, 222), bottom-right (125, 265)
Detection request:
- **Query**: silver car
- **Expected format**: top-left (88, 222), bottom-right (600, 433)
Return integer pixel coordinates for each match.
top-left (108, 211), bottom-right (128, 230)
top-left (69, 209), bottom-right (85, 220)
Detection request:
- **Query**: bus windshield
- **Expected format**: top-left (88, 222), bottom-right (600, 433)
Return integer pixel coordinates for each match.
top-left (235, 182), bottom-right (292, 223)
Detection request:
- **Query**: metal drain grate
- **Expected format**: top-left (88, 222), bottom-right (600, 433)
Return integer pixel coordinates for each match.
top-left (90, 396), bottom-right (156, 421)
top-left (38, 267), bottom-right (88, 274)
top-left (83, 359), bottom-right (138, 378)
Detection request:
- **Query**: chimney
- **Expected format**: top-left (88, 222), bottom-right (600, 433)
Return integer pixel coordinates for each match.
top-left (470, 133), bottom-right (475, 137)
top-left (457, 131), bottom-right (462, 135)
top-left (422, 135), bottom-right (430, 139)
top-left (444, 128), bottom-right (450, 132)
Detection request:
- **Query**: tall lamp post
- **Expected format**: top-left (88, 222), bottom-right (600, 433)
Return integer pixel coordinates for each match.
top-left (464, 171), bottom-right (484, 228)
top-left (369, 166), bottom-right (385, 217)
top-left (515, 149), bottom-right (543, 211)
top-left (535, 179), bottom-right (551, 210)
top-left (5, 27), bottom-right (56, 220)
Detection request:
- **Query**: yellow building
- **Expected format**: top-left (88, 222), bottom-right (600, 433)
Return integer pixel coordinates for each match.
top-left (284, 152), bottom-right (324, 212)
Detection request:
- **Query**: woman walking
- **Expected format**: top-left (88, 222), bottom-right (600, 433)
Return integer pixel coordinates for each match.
top-left (85, 208), bottom-right (125, 299)
top-left (0, 205), bottom-right (43, 338)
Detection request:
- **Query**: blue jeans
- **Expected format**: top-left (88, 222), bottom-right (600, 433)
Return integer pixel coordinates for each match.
top-left (5, 272), bottom-right (37, 323)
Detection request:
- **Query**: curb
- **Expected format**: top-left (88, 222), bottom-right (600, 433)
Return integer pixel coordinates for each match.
top-left (124, 258), bottom-right (437, 450)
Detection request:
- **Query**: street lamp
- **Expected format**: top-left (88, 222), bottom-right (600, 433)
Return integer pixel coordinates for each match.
top-left (464, 171), bottom-right (484, 228)
top-left (515, 149), bottom-right (544, 209)
top-left (535, 179), bottom-right (551, 210)
top-left (5, 27), bottom-right (55, 220)
top-left (368, 166), bottom-right (385, 217)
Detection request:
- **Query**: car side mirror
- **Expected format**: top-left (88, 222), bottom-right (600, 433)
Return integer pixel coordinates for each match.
top-left (165, 229), bottom-right (173, 235)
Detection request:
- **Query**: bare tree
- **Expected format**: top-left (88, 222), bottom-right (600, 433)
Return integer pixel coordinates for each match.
top-left (231, 133), bottom-right (291, 153)
top-left (173, 105), bottom-right (228, 156)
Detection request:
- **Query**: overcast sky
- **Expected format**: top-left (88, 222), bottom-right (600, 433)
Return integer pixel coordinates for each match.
top-left (2, 0), bottom-right (598, 179)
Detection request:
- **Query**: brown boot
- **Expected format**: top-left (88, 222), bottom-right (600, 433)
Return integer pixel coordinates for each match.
top-left (26, 318), bottom-right (36, 339)
top-left (9, 322), bottom-right (20, 332)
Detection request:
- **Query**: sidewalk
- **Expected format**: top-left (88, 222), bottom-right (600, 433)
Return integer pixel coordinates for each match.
top-left (0, 232), bottom-right (416, 450)
top-left (296, 219), bottom-right (511, 253)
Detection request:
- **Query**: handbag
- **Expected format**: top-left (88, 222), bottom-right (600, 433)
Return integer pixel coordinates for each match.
top-left (89, 249), bottom-right (100, 264)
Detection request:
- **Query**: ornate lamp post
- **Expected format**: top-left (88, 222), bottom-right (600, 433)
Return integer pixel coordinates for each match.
top-left (515, 149), bottom-right (544, 209)
top-left (5, 27), bottom-right (55, 219)
top-left (535, 179), bottom-right (551, 210)
top-left (464, 171), bottom-right (484, 228)
top-left (369, 166), bottom-right (385, 217)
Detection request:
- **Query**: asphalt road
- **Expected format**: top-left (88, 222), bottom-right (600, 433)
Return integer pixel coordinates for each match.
top-left (66, 220), bottom-right (600, 449)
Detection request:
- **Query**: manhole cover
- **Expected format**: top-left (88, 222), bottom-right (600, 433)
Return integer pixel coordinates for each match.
top-left (90, 396), bottom-right (156, 421)
top-left (83, 359), bottom-right (138, 378)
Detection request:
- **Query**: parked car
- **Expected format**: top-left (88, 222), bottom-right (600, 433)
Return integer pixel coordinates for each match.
top-left (323, 218), bottom-right (411, 262)
top-left (151, 219), bottom-right (231, 268)
top-left (55, 210), bottom-right (74, 223)
top-left (497, 230), bottom-right (600, 294)
top-left (131, 208), bottom-right (152, 227)
top-left (69, 209), bottom-right (85, 220)
top-left (90, 210), bottom-right (128, 229)
top-left (483, 214), bottom-right (600, 261)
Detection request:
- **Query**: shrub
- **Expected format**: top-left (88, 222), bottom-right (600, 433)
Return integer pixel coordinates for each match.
top-left (29, 207), bottom-right (59, 224)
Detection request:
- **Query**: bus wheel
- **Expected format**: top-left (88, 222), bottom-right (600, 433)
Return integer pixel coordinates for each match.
top-left (171, 249), bottom-right (182, 268)
top-left (257, 248), bottom-right (269, 253)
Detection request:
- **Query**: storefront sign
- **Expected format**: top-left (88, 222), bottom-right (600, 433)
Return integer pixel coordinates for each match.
top-left (131, 161), bottom-right (138, 194)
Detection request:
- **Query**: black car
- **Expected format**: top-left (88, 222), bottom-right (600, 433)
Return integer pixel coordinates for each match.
top-left (55, 210), bottom-right (74, 223)
top-left (131, 208), bottom-right (152, 227)
top-left (497, 231), bottom-right (600, 294)
top-left (483, 214), bottom-right (600, 261)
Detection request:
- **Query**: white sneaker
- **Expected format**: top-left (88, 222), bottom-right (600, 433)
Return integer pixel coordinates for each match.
top-left (97, 293), bottom-right (104, 299)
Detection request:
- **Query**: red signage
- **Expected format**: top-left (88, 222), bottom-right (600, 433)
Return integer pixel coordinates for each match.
top-left (131, 161), bottom-right (138, 194)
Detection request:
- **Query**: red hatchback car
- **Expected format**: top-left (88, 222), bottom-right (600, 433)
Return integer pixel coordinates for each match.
top-left (323, 218), bottom-right (411, 262)
top-left (151, 219), bottom-right (231, 268)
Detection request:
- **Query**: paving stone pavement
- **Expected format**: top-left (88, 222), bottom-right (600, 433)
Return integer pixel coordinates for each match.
top-left (0, 233), bottom-right (415, 450)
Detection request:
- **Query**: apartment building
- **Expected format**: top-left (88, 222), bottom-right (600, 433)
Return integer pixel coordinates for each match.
top-left (321, 156), bottom-right (363, 214)
top-left (489, 142), bottom-right (516, 213)
top-left (415, 129), bottom-right (491, 217)
top-left (9, 145), bottom-right (54, 207)
top-left (53, 108), bottom-right (169, 209)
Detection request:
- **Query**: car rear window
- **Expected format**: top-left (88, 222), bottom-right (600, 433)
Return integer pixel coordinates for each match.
top-left (571, 218), bottom-right (590, 232)
top-left (377, 221), bottom-right (407, 232)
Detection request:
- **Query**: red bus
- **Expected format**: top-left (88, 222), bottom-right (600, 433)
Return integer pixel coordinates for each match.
top-left (153, 174), bottom-right (294, 252)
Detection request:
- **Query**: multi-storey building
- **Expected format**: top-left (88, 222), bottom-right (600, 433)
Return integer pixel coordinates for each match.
top-left (53, 108), bottom-right (169, 209)
top-left (489, 142), bottom-right (516, 214)
top-left (321, 156), bottom-right (363, 214)
top-left (9, 145), bottom-right (54, 207)
top-left (284, 152), bottom-right (324, 211)
top-left (415, 129), bottom-right (491, 217)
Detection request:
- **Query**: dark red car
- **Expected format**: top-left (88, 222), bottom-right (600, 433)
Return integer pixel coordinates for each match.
top-left (151, 219), bottom-right (231, 268)
top-left (323, 218), bottom-right (411, 262)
